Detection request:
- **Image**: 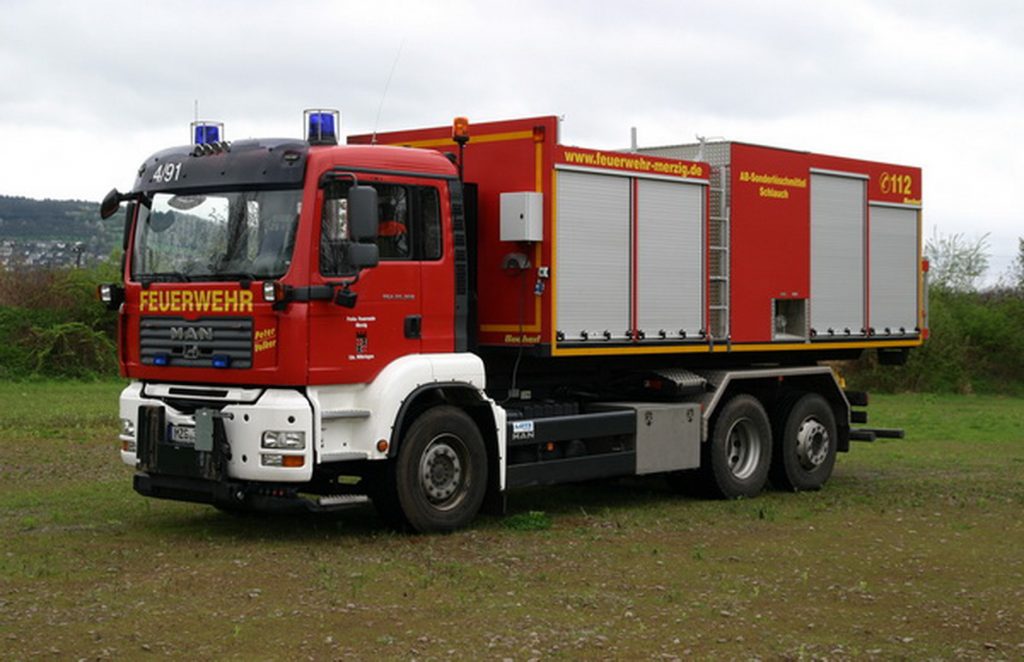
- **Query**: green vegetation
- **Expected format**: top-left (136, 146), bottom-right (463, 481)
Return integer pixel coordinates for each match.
top-left (0, 260), bottom-right (119, 379)
top-left (1, 384), bottom-right (1022, 658)
top-left (847, 287), bottom-right (1024, 395)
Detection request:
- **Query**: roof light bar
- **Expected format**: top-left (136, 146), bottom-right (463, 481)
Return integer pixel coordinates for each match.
top-left (191, 121), bottom-right (224, 145)
top-left (304, 109), bottom-right (340, 145)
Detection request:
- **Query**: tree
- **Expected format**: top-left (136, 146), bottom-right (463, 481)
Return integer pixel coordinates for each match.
top-left (1005, 238), bottom-right (1024, 292)
top-left (925, 229), bottom-right (989, 293)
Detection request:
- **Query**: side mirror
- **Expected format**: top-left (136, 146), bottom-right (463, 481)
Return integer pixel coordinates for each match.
top-left (100, 188), bottom-right (123, 220)
top-left (347, 185), bottom-right (379, 243)
top-left (346, 242), bottom-right (379, 269)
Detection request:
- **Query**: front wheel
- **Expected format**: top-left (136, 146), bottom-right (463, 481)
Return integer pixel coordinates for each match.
top-left (703, 394), bottom-right (772, 499)
top-left (386, 406), bottom-right (488, 533)
top-left (770, 393), bottom-right (837, 491)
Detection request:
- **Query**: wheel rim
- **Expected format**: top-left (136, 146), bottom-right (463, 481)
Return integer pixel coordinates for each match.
top-left (419, 433), bottom-right (468, 510)
top-left (795, 417), bottom-right (830, 470)
top-left (725, 417), bottom-right (762, 480)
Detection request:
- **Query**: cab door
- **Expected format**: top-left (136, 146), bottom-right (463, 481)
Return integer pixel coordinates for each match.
top-left (308, 179), bottom-right (422, 385)
top-left (415, 182), bottom-right (455, 353)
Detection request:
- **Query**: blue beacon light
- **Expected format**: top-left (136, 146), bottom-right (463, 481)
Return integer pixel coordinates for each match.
top-left (191, 121), bottom-right (224, 145)
top-left (304, 109), bottom-right (340, 145)
top-left (211, 354), bottom-right (231, 369)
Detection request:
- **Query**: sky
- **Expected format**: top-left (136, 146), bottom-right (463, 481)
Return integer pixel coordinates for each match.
top-left (1, 0), bottom-right (1020, 278)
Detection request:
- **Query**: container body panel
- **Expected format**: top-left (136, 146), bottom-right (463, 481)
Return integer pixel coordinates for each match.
top-left (636, 179), bottom-right (704, 338)
top-left (555, 170), bottom-right (632, 341)
top-left (868, 204), bottom-right (920, 334)
top-left (810, 173), bottom-right (867, 336)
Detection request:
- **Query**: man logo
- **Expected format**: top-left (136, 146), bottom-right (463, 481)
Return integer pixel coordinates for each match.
top-left (182, 345), bottom-right (201, 360)
top-left (169, 327), bottom-right (214, 341)
top-left (511, 420), bottom-right (535, 441)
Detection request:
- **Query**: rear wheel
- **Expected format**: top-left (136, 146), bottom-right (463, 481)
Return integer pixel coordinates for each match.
top-left (770, 393), bottom-right (837, 491)
top-left (380, 406), bottom-right (488, 533)
top-left (702, 394), bottom-right (772, 499)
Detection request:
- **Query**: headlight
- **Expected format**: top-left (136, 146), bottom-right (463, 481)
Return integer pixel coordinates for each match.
top-left (120, 418), bottom-right (135, 438)
top-left (261, 430), bottom-right (306, 450)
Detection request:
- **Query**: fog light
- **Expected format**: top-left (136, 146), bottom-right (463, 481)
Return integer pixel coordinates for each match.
top-left (262, 430), bottom-right (306, 450)
top-left (262, 453), bottom-right (283, 467)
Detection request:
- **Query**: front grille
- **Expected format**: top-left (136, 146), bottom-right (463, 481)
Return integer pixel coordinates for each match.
top-left (140, 317), bottom-right (253, 369)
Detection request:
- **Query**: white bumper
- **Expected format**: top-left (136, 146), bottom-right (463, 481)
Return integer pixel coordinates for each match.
top-left (119, 382), bottom-right (314, 482)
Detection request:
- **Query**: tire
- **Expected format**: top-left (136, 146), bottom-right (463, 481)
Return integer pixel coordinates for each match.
top-left (385, 406), bottom-right (488, 533)
top-left (702, 394), bottom-right (772, 499)
top-left (770, 393), bottom-right (837, 491)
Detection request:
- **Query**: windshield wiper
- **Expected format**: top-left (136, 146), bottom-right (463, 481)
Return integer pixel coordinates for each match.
top-left (198, 272), bottom-right (266, 284)
top-left (139, 271), bottom-right (192, 284)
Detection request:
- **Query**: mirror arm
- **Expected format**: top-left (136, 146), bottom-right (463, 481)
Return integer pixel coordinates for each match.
top-left (319, 169), bottom-right (360, 188)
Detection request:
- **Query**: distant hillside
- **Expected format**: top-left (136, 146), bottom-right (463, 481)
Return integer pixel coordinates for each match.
top-left (0, 195), bottom-right (122, 268)
top-left (0, 195), bottom-right (116, 240)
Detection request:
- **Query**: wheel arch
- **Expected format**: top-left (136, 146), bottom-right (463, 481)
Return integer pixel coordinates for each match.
top-left (701, 367), bottom-right (850, 452)
top-left (389, 382), bottom-right (506, 502)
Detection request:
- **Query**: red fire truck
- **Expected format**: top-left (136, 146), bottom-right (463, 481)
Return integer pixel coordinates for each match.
top-left (99, 111), bottom-right (925, 532)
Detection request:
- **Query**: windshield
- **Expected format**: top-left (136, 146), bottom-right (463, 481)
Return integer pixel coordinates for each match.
top-left (132, 189), bottom-right (302, 282)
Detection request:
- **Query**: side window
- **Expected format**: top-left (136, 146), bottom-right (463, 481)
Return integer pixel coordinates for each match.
top-left (376, 185), bottom-right (410, 260)
top-left (319, 181), bottom-right (443, 276)
top-left (320, 181), bottom-right (350, 276)
top-left (419, 187), bottom-right (442, 260)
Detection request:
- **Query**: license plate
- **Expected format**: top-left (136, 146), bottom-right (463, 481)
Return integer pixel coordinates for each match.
top-left (169, 424), bottom-right (196, 445)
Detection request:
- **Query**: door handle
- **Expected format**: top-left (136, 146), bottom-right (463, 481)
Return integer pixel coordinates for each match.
top-left (404, 315), bottom-right (422, 339)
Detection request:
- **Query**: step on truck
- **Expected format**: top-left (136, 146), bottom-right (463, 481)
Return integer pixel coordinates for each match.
top-left (99, 111), bottom-right (926, 532)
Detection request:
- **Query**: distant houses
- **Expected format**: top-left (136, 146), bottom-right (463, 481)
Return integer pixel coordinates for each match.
top-left (0, 195), bottom-right (120, 270)
top-left (0, 239), bottom-right (100, 269)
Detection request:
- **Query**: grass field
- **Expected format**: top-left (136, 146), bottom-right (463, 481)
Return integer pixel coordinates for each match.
top-left (1, 382), bottom-right (1022, 660)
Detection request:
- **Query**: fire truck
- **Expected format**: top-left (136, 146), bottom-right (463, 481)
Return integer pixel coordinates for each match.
top-left (99, 111), bottom-right (925, 532)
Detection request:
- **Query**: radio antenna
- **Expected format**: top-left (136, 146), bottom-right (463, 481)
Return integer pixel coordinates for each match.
top-left (371, 38), bottom-right (405, 145)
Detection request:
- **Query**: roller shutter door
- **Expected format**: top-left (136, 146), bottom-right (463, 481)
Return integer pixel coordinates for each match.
top-left (556, 171), bottom-right (631, 340)
top-left (811, 174), bottom-right (866, 335)
top-left (869, 205), bottom-right (918, 333)
top-left (636, 179), bottom-right (703, 337)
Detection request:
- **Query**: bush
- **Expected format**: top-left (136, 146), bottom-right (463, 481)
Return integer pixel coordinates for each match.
top-left (0, 259), bottom-right (120, 379)
top-left (846, 287), bottom-right (1024, 395)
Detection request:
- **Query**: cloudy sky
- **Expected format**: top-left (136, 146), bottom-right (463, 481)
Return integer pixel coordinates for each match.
top-left (1, 0), bottom-right (1020, 276)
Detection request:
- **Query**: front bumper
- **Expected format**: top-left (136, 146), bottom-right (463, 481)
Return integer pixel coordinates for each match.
top-left (119, 381), bottom-right (314, 483)
top-left (133, 472), bottom-right (369, 513)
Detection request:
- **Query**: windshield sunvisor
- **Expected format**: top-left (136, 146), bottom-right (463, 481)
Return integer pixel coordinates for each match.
top-left (133, 139), bottom-right (308, 195)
